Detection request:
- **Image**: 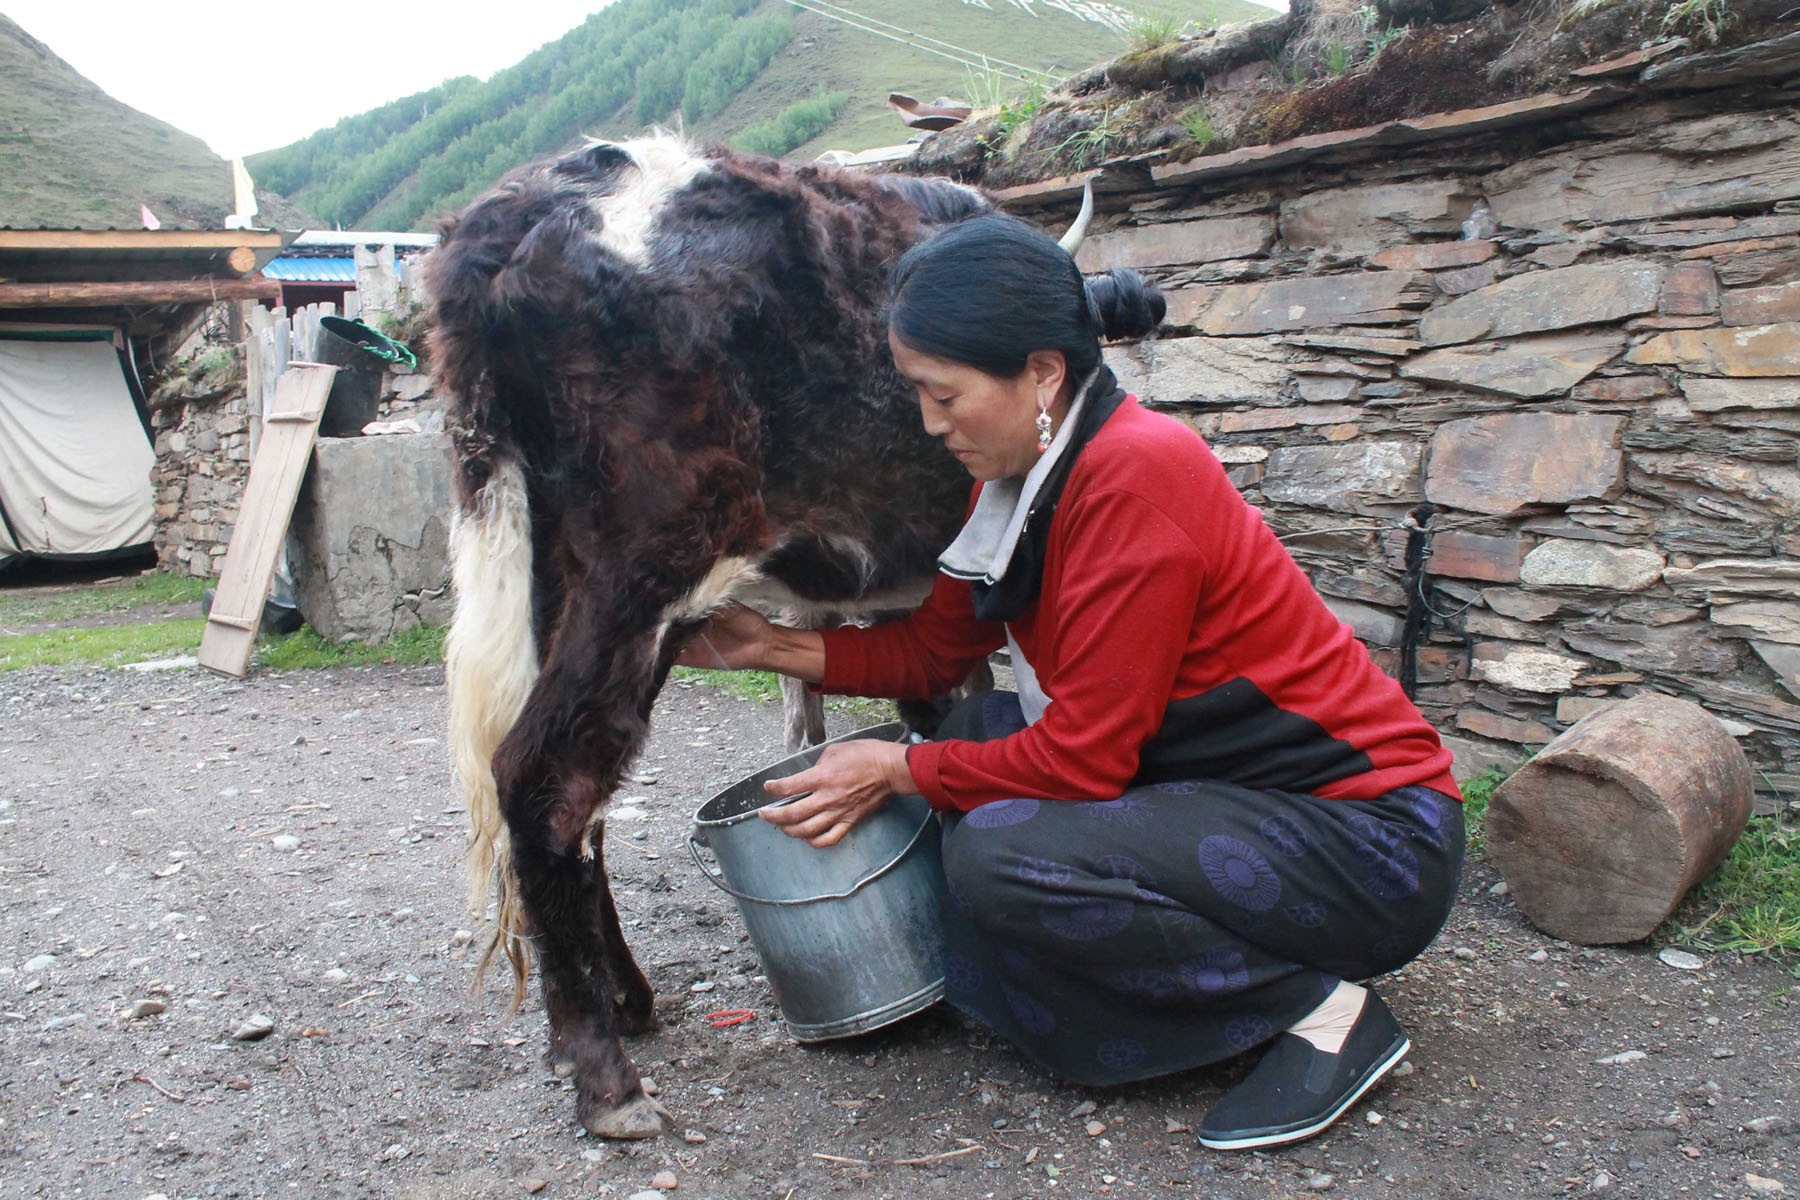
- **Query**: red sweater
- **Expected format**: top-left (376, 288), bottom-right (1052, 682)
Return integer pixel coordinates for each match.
top-left (816, 398), bottom-right (1459, 812)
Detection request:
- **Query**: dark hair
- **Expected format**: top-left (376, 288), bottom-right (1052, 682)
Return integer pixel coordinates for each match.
top-left (889, 214), bottom-right (1165, 380)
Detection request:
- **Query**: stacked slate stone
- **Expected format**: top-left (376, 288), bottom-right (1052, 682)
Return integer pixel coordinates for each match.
top-left (1057, 86), bottom-right (1800, 804)
top-left (149, 393), bottom-right (253, 579)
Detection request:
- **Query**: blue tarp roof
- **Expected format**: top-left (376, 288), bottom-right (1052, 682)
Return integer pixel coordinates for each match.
top-left (261, 257), bottom-right (357, 283)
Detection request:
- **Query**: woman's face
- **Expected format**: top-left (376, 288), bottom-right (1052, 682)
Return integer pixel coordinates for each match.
top-left (889, 331), bottom-right (1067, 481)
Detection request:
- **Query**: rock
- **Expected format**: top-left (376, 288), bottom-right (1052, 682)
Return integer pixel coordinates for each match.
top-left (689, 980), bottom-right (716, 993)
top-left (289, 432), bottom-right (455, 642)
top-left (1520, 540), bottom-right (1665, 591)
top-left (1427, 413), bottom-right (1625, 516)
top-left (651, 1169), bottom-right (679, 1189)
top-left (1401, 332), bottom-right (1625, 398)
top-left (1564, 624), bottom-right (1741, 676)
top-left (682, 1129), bottom-right (706, 1143)
top-left (1076, 216), bottom-right (1274, 271)
top-left (21, 954), bottom-right (55, 973)
top-left (1366, 1110), bottom-right (1384, 1124)
top-left (1678, 377), bottom-right (1800, 411)
top-left (1435, 262), bottom-right (1500, 296)
top-left (1164, 1115), bottom-right (1192, 1133)
top-left (1658, 947), bottom-right (1707, 970)
top-left (1424, 533), bottom-right (1529, 583)
top-left (1107, 336), bottom-right (1291, 408)
top-left (1392, 1060), bottom-right (1415, 1077)
top-left (231, 1013), bottom-right (276, 1041)
top-left (1528, 949), bottom-right (1549, 963)
top-left (126, 998), bottom-right (167, 1020)
top-left (1305, 1170), bottom-right (1337, 1191)
top-left (1484, 589), bottom-right (1563, 621)
top-left (524, 1181), bottom-right (548, 1195)
top-left (628, 1193), bottom-right (663, 1200)
top-left (1626, 322), bottom-right (1800, 376)
top-left (1262, 442), bottom-right (1423, 514)
top-left (1070, 1099), bottom-right (1098, 1118)
top-left (1712, 601), bottom-right (1800, 644)
top-left (42, 1013), bottom-right (86, 1031)
top-left (1456, 708), bottom-right (1554, 745)
top-left (1590, 1170), bottom-right (1614, 1192)
top-left (1556, 697), bottom-right (1614, 725)
top-left (1216, 404), bottom-right (1361, 433)
top-left (1421, 263), bottom-right (1663, 345)
top-left (1369, 240), bottom-right (1498, 271)
top-left (1280, 180), bottom-right (1477, 252)
top-left (1661, 262), bottom-right (1721, 316)
top-left (1085, 1119), bottom-right (1107, 1136)
top-left (1746, 1116), bottom-right (1790, 1135)
top-left (1452, 946), bottom-right (1477, 960)
top-left (1471, 649), bottom-right (1586, 693)
top-left (1722, 281), bottom-right (1800, 326)
top-left (1295, 374), bottom-right (1359, 402)
top-left (321, 967), bottom-right (350, 984)
top-left (270, 834), bottom-right (301, 852)
top-left (1573, 374), bottom-right (1669, 403)
top-left (1488, 880), bottom-right (1509, 896)
top-left (1324, 598), bottom-right (1403, 647)
top-left (1594, 1050), bottom-right (1647, 1065)
top-left (1191, 272), bottom-right (1432, 336)
top-left (1745, 1174), bottom-right (1787, 1197)
top-left (1486, 112), bottom-right (1800, 232)
top-left (1751, 641), bottom-right (1800, 700)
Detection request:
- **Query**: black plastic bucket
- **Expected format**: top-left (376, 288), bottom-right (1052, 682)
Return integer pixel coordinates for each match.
top-left (313, 316), bottom-right (411, 437)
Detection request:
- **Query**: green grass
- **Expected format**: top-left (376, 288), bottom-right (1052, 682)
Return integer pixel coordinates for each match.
top-left (1459, 765), bottom-right (1507, 857)
top-left (1670, 812), bottom-right (1800, 960)
top-left (1178, 102), bottom-right (1217, 147)
top-left (669, 665), bottom-right (896, 724)
top-left (1122, 14), bottom-right (1192, 51)
top-left (255, 623), bottom-right (446, 670)
top-left (0, 619), bottom-right (204, 671)
top-left (0, 571), bottom-right (208, 628)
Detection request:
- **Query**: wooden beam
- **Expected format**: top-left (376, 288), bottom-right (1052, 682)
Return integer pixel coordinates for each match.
top-left (0, 279), bottom-right (281, 308)
top-left (0, 229), bottom-right (286, 251)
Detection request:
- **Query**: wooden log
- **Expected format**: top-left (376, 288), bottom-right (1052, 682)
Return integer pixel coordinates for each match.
top-left (0, 279), bottom-right (280, 307)
top-left (1486, 693), bottom-right (1753, 945)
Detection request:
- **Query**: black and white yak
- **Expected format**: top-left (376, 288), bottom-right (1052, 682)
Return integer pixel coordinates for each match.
top-left (427, 134), bottom-right (1092, 1138)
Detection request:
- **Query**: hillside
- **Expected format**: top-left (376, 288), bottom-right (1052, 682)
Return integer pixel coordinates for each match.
top-left (250, 0), bottom-right (1272, 232)
top-left (0, 14), bottom-right (310, 230)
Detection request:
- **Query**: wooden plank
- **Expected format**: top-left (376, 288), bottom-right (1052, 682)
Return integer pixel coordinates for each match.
top-left (0, 229), bottom-right (285, 251)
top-left (244, 306), bottom-right (267, 460)
top-left (198, 363), bottom-right (336, 678)
top-left (0, 279), bottom-right (281, 307)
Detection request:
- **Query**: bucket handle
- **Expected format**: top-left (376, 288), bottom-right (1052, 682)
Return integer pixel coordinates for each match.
top-left (687, 807), bottom-right (937, 907)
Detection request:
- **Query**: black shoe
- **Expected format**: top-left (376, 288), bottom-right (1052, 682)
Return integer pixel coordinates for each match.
top-left (1197, 989), bottom-right (1410, 1151)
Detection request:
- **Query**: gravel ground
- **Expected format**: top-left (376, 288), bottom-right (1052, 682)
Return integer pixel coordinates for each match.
top-left (1, 662), bottom-right (1797, 1200)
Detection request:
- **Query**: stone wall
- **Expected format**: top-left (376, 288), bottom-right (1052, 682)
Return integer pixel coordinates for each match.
top-left (1033, 94), bottom-right (1800, 799)
top-left (151, 354), bottom-right (441, 580)
top-left (149, 386), bottom-right (252, 578)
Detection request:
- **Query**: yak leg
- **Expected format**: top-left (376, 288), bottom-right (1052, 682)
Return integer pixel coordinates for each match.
top-left (492, 594), bottom-right (689, 1137)
top-left (780, 673), bottom-right (827, 752)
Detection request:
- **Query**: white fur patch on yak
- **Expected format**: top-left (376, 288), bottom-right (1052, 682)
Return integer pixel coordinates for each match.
top-left (446, 458), bottom-right (538, 918)
top-left (582, 135), bottom-right (709, 266)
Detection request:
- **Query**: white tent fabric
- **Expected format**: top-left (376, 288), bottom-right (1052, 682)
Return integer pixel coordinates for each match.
top-left (0, 335), bottom-right (155, 564)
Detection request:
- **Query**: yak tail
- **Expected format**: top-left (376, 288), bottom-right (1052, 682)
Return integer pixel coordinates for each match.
top-left (446, 455), bottom-right (539, 1017)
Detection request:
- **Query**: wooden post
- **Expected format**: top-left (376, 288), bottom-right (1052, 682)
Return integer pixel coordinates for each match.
top-left (1486, 693), bottom-right (1754, 945)
top-left (198, 363), bottom-right (337, 678)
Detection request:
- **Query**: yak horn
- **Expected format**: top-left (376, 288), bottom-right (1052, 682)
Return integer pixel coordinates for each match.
top-left (1057, 180), bottom-right (1095, 257)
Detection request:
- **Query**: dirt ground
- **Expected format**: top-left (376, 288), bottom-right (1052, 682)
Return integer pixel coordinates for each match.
top-left (2, 660), bottom-right (1797, 1200)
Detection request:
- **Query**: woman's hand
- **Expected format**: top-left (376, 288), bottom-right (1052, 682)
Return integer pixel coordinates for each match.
top-left (675, 603), bottom-right (775, 671)
top-left (760, 739), bottom-right (917, 847)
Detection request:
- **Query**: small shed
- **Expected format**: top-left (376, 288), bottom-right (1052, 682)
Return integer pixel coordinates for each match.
top-left (0, 228), bottom-right (287, 567)
top-left (260, 231), bottom-right (437, 313)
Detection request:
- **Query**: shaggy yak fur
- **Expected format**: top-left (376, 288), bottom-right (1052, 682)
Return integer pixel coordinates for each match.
top-left (426, 136), bottom-right (999, 1138)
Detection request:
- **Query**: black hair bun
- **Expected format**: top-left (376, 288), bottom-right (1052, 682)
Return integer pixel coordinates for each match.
top-left (1084, 269), bottom-right (1166, 341)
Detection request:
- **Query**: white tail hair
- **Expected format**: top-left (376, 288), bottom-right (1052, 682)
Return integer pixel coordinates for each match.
top-left (446, 457), bottom-right (539, 1013)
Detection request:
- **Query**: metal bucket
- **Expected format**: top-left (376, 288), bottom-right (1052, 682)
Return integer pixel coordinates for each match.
top-left (688, 723), bottom-right (946, 1042)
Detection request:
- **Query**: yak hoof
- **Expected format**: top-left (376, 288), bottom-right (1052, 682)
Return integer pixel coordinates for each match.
top-left (581, 1092), bottom-right (672, 1140)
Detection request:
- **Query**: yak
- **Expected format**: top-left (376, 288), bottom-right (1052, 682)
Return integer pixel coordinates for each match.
top-left (426, 134), bottom-right (1091, 1137)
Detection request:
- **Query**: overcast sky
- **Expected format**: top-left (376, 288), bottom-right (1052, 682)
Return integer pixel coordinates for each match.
top-left (8, 1), bottom-right (1285, 161)
top-left (6, 2), bottom-right (616, 159)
